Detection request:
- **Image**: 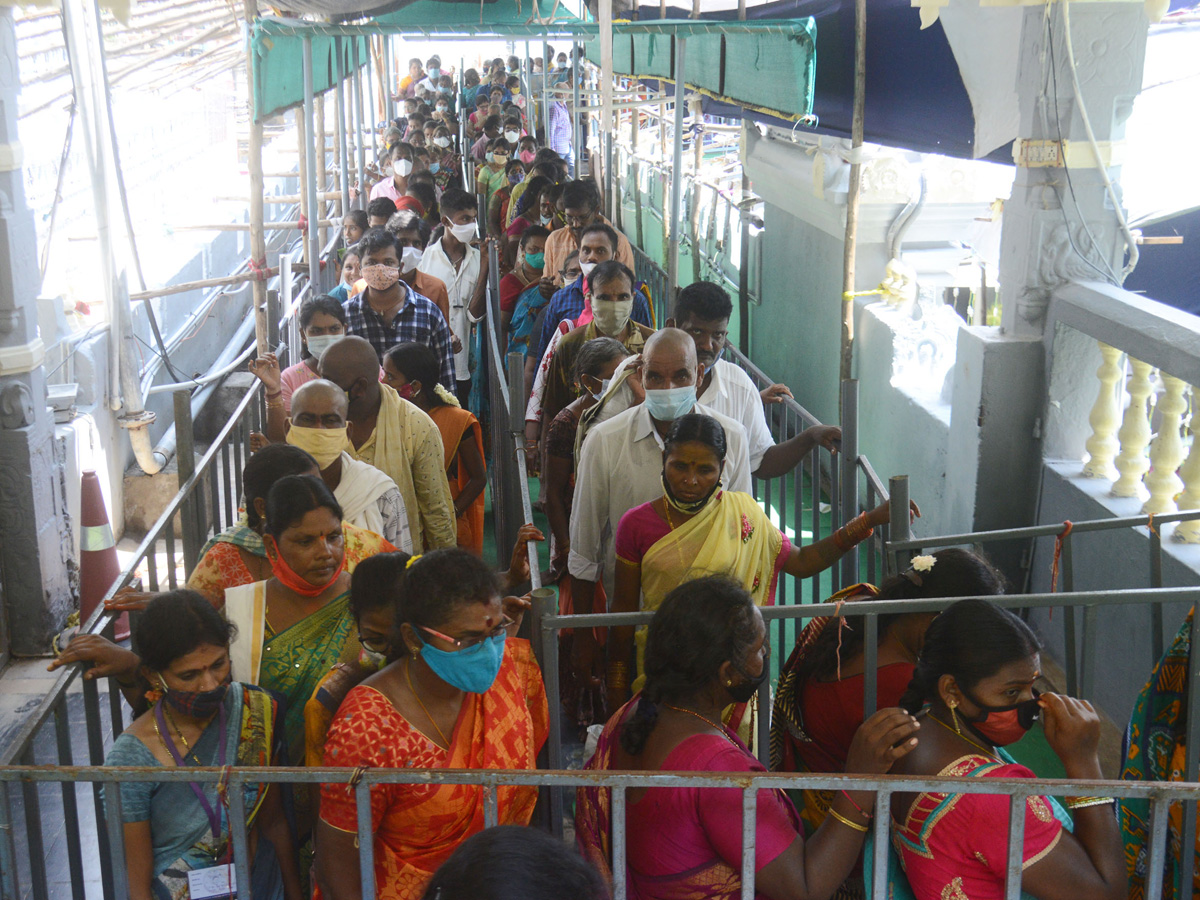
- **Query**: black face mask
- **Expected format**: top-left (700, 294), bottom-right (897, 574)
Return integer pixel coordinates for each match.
top-left (727, 666), bottom-right (768, 704)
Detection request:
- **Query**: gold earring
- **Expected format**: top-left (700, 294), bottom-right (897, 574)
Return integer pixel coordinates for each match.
top-left (948, 699), bottom-right (962, 735)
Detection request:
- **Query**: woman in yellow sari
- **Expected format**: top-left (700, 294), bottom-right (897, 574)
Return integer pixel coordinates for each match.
top-left (383, 343), bottom-right (487, 555)
top-left (610, 414), bottom-right (910, 737)
top-left (314, 549), bottom-right (548, 900)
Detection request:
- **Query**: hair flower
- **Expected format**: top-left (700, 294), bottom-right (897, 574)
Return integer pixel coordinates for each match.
top-left (911, 555), bottom-right (937, 573)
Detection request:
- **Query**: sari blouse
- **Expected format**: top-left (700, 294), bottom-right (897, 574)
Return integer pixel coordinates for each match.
top-left (891, 754), bottom-right (1064, 900)
top-left (320, 639), bottom-right (549, 899)
top-left (577, 699), bottom-right (801, 900)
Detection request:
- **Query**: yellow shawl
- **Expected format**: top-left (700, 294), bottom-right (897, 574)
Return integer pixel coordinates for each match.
top-left (350, 384), bottom-right (456, 552)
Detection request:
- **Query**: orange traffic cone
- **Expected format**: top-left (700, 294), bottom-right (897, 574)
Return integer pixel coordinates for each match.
top-left (79, 470), bottom-right (128, 641)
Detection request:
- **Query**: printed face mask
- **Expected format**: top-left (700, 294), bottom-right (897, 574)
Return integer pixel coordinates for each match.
top-left (401, 245), bottom-right (423, 274)
top-left (159, 672), bottom-right (232, 718)
top-left (286, 424), bottom-right (349, 469)
top-left (643, 385), bottom-right (697, 422)
top-left (362, 264), bottom-right (400, 291)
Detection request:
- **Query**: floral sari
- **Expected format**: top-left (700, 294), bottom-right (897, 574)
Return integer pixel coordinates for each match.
top-left (1121, 608), bottom-right (1200, 899)
top-left (318, 639), bottom-right (549, 900)
top-left (105, 684), bottom-right (282, 900)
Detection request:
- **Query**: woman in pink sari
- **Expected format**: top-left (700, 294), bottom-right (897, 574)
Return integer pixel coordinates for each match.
top-left (576, 576), bottom-right (921, 900)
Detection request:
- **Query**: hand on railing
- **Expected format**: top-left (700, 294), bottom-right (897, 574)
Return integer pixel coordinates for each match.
top-left (104, 585), bottom-right (157, 612)
top-left (802, 424), bottom-right (842, 454)
top-left (505, 523), bottom-right (546, 589)
top-left (47, 633), bottom-right (140, 684)
top-left (867, 498), bottom-right (921, 527)
top-left (248, 352), bottom-right (283, 394)
top-left (760, 382), bottom-right (794, 405)
top-left (249, 431), bottom-right (270, 453)
top-left (503, 592), bottom-right (533, 637)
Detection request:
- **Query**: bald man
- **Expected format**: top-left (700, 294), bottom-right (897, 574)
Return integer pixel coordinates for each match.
top-left (317, 336), bottom-right (456, 552)
top-left (285, 380), bottom-right (413, 552)
top-left (567, 328), bottom-right (752, 680)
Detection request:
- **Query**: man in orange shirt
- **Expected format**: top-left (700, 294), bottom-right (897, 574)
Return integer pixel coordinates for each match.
top-left (542, 180), bottom-right (635, 285)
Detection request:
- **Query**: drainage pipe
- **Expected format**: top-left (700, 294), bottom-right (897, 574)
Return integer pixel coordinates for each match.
top-left (886, 171), bottom-right (927, 262)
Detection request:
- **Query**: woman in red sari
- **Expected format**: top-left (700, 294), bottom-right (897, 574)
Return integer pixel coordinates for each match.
top-left (576, 576), bottom-right (920, 900)
top-left (315, 549), bottom-right (548, 900)
top-left (770, 549), bottom-right (1005, 835)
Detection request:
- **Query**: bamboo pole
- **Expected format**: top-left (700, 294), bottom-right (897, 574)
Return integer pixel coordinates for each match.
top-left (316, 90), bottom-right (327, 249)
top-left (296, 104), bottom-right (310, 265)
top-left (839, 0), bottom-right (867, 392)
top-left (242, 0), bottom-right (268, 356)
top-left (128, 268), bottom-right (280, 301)
top-left (216, 192), bottom-right (341, 203)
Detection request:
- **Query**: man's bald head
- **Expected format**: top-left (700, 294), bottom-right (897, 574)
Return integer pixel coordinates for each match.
top-left (641, 327), bottom-right (703, 395)
top-left (290, 379), bottom-right (349, 427)
top-left (318, 335), bottom-right (380, 386)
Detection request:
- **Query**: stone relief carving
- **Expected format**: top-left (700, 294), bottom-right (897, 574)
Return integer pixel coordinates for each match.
top-left (0, 379), bottom-right (33, 428)
top-left (1017, 220), bottom-right (1112, 325)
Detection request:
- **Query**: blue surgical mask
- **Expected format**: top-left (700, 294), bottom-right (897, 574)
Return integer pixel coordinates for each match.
top-left (429, 162), bottom-right (441, 174)
top-left (643, 385), bottom-right (697, 422)
top-left (418, 630), bottom-right (506, 693)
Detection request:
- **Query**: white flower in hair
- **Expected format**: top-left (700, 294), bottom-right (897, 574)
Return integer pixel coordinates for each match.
top-left (910, 555), bottom-right (937, 573)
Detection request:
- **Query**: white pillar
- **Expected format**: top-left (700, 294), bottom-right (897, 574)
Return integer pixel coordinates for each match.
top-left (1112, 358), bottom-right (1155, 499)
top-left (1173, 391), bottom-right (1200, 543)
top-left (1081, 342), bottom-right (1123, 479)
top-left (1144, 374), bottom-right (1188, 515)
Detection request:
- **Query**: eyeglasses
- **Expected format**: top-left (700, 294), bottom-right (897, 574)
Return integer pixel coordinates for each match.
top-left (419, 616), bottom-right (513, 650)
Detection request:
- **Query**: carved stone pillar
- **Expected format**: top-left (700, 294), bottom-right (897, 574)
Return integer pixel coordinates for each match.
top-left (0, 7), bottom-right (76, 656)
top-left (999, 3), bottom-right (1149, 336)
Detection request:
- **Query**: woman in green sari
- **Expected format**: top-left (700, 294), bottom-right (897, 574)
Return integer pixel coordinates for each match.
top-left (225, 474), bottom-right (361, 770)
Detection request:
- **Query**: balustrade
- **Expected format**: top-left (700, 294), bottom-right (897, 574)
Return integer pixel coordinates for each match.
top-left (1077, 339), bottom-right (1200, 534)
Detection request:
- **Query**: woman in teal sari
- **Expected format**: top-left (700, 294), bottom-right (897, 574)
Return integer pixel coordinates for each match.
top-left (105, 590), bottom-right (303, 900)
top-left (500, 224), bottom-right (552, 359)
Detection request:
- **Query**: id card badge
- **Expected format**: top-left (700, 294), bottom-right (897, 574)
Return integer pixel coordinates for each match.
top-left (187, 863), bottom-right (236, 900)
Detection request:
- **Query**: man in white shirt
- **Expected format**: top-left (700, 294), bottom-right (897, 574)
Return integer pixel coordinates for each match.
top-left (418, 187), bottom-right (485, 406)
top-left (284, 380), bottom-right (413, 552)
top-left (567, 328), bottom-right (753, 685)
top-left (583, 281), bottom-right (841, 477)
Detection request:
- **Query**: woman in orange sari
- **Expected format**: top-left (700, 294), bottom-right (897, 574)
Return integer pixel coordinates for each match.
top-left (383, 343), bottom-right (486, 555)
top-left (314, 549), bottom-right (548, 900)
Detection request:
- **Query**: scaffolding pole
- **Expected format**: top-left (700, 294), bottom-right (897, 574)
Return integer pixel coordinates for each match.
top-left (352, 39), bottom-right (367, 209)
top-left (666, 37), bottom-right (686, 312)
top-left (303, 36), bottom-right (321, 294)
top-left (839, 0), bottom-right (867, 390)
top-left (242, 0), bottom-right (268, 354)
top-left (572, 40), bottom-right (581, 178)
top-left (335, 38), bottom-right (351, 217)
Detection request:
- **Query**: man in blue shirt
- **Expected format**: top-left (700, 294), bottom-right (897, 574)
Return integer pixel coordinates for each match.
top-left (533, 223), bottom-right (653, 365)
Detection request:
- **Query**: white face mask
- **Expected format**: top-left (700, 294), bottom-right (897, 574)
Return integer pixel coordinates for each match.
top-left (305, 333), bottom-right (340, 359)
top-left (504, 129), bottom-right (520, 142)
top-left (579, 261), bottom-right (597, 279)
top-left (401, 245), bottom-right (423, 274)
top-left (448, 220), bottom-right (477, 243)
top-left (436, 105), bottom-right (448, 113)
top-left (433, 136), bottom-right (451, 148)
top-left (393, 159), bottom-right (413, 178)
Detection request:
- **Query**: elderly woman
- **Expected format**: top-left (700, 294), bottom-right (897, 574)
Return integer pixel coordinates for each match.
top-left (315, 550), bottom-right (548, 900)
top-left (577, 576), bottom-right (920, 900)
top-left (104, 591), bottom-right (303, 900)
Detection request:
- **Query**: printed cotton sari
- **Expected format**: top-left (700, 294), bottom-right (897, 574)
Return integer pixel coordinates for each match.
top-left (318, 639), bottom-right (549, 900)
top-left (104, 683), bottom-right (282, 900)
top-left (428, 405), bottom-right (486, 555)
top-left (1121, 608), bottom-right (1200, 899)
top-left (507, 280), bottom-right (550, 358)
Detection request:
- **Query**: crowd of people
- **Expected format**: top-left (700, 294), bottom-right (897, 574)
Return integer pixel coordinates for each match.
top-left (49, 50), bottom-right (1163, 900)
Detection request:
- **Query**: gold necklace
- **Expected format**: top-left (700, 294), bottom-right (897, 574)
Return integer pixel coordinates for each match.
top-left (406, 659), bottom-right (451, 750)
top-left (161, 703), bottom-right (205, 764)
top-left (927, 711), bottom-right (998, 760)
top-left (662, 704), bottom-right (738, 749)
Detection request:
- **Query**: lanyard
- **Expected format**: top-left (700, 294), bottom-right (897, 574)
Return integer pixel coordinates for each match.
top-left (154, 700), bottom-right (228, 840)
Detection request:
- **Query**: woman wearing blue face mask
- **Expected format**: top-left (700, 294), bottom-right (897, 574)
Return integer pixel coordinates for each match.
top-left (104, 590), bottom-right (304, 900)
top-left (314, 549), bottom-right (549, 900)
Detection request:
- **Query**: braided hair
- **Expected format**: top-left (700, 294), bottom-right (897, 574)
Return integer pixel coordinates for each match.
top-left (620, 576), bottom-right (760, 756)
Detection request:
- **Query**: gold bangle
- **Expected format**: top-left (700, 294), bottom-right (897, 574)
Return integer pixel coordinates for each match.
top-left (827, 807), bottom-right (870, 834)
top-left (1066, 797), bottom-right (1115, 810)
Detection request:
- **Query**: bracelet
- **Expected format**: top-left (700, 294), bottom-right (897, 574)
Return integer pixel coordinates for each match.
top-left (840, 790), bottom-right (873, 819)
top-left (265, 389), bottom-right (282, 399)
top-left (1066, 797), bottom-right (1115, 810)
top-left (827, 808), bottom-right (870, 834)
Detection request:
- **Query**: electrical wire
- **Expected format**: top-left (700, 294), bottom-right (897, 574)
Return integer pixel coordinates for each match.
top-left (1060, 0), bottom-right (1140, 280)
